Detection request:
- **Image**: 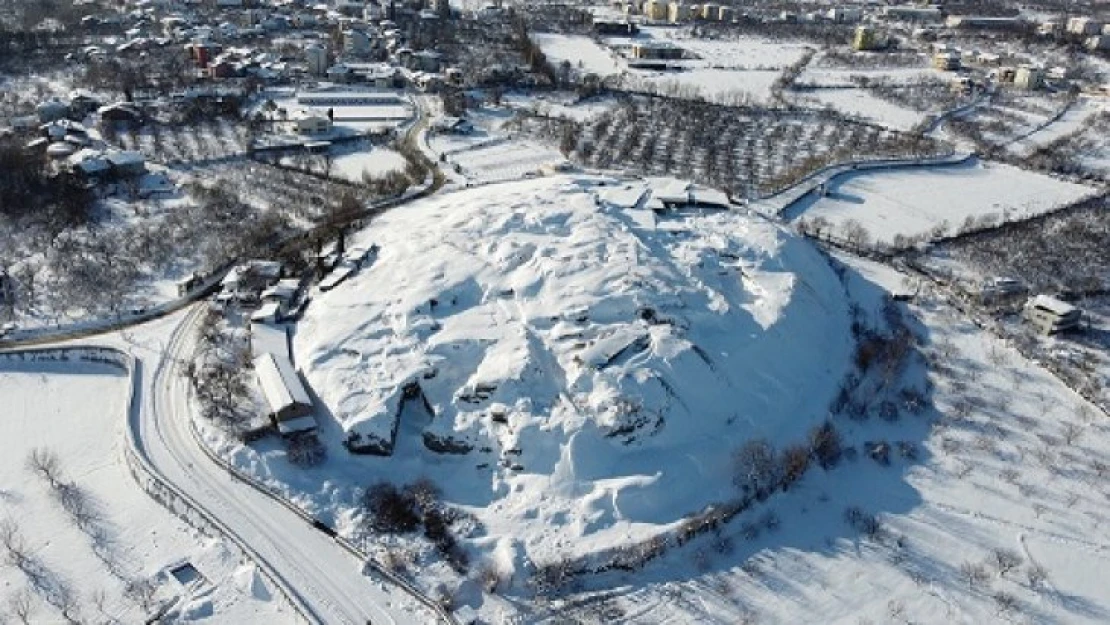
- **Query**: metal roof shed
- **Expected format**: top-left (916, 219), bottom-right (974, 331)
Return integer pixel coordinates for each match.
top-left (253, 352), bottom-right (316, 433)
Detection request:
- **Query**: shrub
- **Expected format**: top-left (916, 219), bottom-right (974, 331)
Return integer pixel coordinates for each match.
top-left (809, 421), bottom-right (843, 469)
top-left (779, 444), bottom-right (811, 490)
top-left (844, 506), bottom-right (881, 538)
top-left (363, 482), bottom-right (420, 533)
top-left (732, 439), bottom-right (780, 498)
top-left (990, 548), bottom-right (1022, 577)
top-left (286, 434), bottom-right (326, 468)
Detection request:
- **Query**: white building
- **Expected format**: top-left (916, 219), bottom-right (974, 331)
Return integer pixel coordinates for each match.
top-left (344, 28), bottom-right (372, 56)
top-left (253, 352), bottom-right (317, 434)
top-left (1015, 65), bottom-right (1044, 90)
top-left (305, 43), bottom-right (328, 76)
top-left (1066, 17), bottom-right (1101, 36)
top-left (288, 109), bottom-right (332, 135)
top-left (1023, 295), bottom-right (1081, 335)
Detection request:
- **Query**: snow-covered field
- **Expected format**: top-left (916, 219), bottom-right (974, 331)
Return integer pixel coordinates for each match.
top-left (800, 66), bottom-right (944, 88)
top-left (0, 357), bottom-right (284, 623)
top-left (533, 30), bottom-right (810, 103)
top-left (1008, 97), bottom-right (1109, 158)
top-left (532, 33), bottom-right (622, 77)
top-left (625, 67), bottom-right (782, 103)
top-left (796, 87), bottom-right (927, 132)
top-left (788, 160), bottom-right (1095, 244)
top-left (330, 145), bottom-right (407, 183)
top-left (446, 140), bottom-right (566, 183)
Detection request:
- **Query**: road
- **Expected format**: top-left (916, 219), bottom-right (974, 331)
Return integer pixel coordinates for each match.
top-left (134, 306), bottom-right (425, 625)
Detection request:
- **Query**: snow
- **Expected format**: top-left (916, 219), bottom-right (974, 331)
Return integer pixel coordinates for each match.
top-left (445, 139), bottom-right (567, 183)
top-left (0, 355), bottom-right (285, 623)
top-left (1008, 96), bottom-right (1108, 157)
top-left (532, 257), bottom-right (1110, 624)
top-left (627, 68), bottom-right (782, 103)
top-left (533, 33), bottom-right (622, 77)
top-left (282, 175), bottom-right (852, 565)
top-left (788, 159), bottom-right (1096, 244)
top-left (329, 146), bottom-right (407, 183)
top-left (532, 31), bottom-right (810, 103)
top-left (798, 88), bottom-right (927, 132)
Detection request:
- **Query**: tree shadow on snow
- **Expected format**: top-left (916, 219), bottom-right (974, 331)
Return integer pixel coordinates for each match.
top-left (522, 257), bottom-right (953, 618)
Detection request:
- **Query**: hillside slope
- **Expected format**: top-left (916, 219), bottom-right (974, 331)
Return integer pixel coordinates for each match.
top-left (293, 176), bottom-right (853, 560)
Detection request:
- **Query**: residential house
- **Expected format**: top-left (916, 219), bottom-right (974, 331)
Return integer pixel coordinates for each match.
top-left (1023, 295), bottom-right (1081, 335)
top-left (643, 0), bottom-right (667, 21)
top-left (305, 42), bottom-right (328, 76)
top-left (288, 109), bottom-right (333, 135)
top-left (1014, 65), bottom-right (1044, 90)
top-left (1066, 17), bottom-right (1100, 36)
top-left (631, 41), bottom-right (684, 60)
top-left (253, 352), bottom-right (317, 435)
top-left (345, 28), bottom-right (373, 56)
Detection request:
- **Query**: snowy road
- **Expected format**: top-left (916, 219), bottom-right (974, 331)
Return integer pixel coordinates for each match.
top-left (134, 307), bottom-right (425, 625)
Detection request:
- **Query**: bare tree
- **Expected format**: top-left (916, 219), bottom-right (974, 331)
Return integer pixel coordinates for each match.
top-left (6, 589), bottom-right (34, 625)
top-left (990, 548), bottom-right (1022, 577)
top-left (25, 448), bottom-right (62, 488)
top-left (732, 438), bottom-right (779, 498)
top-left (1025, 564), bottom-right (1048, 590)
top-left (1061, 422), bottom-right (1083, 447)
top-left (959, 561), bottom-right (990, 591)
top-left (123, 578), bottom-right (157, 614)
top-left (0, 517), bottom-right (28, 566)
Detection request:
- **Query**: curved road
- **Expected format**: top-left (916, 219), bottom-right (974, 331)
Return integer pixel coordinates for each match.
top-left (136, 306), bottom-right (424, 625)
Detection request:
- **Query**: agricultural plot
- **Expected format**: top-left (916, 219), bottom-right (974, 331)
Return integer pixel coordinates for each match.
top-left (114, 119), bottom-right (250, 165)
top-left (792, 160), bottom-right (1094, 247)
top-left (446, 140), bottom-right (566, 183)
top-left (553, 97), bottom-right (946, 197)
top-left (792, 87), bottom-right (928, 132)
top-left (947, 92), bottom-right (1074, 151)
top-left (199, 161), bottom-right (370, 227)
top-left (929, 195), bottom-right (1110, 297)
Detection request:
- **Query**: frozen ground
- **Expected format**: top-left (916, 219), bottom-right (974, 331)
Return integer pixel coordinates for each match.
top-left (0, 358), bottom-right (287, 623)
top-left (787, 159), bottom-right (1095, 245)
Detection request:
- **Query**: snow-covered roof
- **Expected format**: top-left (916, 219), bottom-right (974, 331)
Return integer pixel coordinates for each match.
top-left (1027, 294), bottom-right (1078, 317)
top-left (253, 352), bottom-right (312, 416)
top-left (276, 414), bottom-right (317, 435)
top-left (261, 279), bottom-right (299, 301)
top-left (106, 150), bottom-right (144, 167)
top-left (251, 300), bottom-right (282, 322)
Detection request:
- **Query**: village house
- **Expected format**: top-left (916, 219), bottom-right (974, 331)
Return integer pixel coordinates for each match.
top-left (1023, 295), bottom-right (1081, 335)
top-left (630, 41), bottom-right (684, 60)
top-left (288, 109), bottom-right (333, 135)
top-left (253, 352), bottom-right (317, 435)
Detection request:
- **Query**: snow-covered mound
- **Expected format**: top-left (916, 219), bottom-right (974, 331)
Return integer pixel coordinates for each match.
top-left (295, 176), bottom-right (852, 555)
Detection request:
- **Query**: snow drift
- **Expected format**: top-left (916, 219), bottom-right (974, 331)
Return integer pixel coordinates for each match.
top-left (295, 176), bottom-right (853, 556)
